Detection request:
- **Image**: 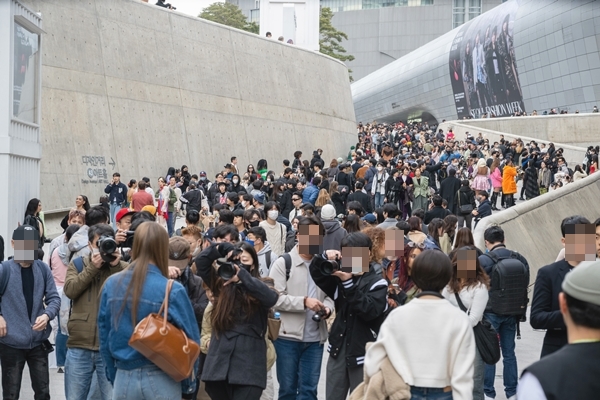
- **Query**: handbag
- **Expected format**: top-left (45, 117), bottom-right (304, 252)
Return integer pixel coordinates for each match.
top-left (129, 279), bottom-right (200, 382)
top-left (454, 293), bottom-right (500, 365)
top-left (267, 309), bottom-right (281, 341)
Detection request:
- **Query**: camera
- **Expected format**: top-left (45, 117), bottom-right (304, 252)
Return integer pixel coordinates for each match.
top-left (319, 256), bottom-right (340, 275)
top-left (312, 309), bottom-right (327, 323)
top-left (216, 248), bottom-right (243, 280)
top-left (97, 235), bottom-right (118, 262)
top-left (122, 230), bottom-right (135, 249)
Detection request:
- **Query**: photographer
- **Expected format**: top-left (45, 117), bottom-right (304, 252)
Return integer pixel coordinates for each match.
top-left (195, 241), bottom-right (278, 399)
top-left (309, 232), bottom-right (388, 400)
top-left (269, 215), bottom-right (334, 400)
top-left (63, 224), bottom-right (128, 400)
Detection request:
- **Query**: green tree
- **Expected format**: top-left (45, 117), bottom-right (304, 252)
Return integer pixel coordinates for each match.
top-left (319, 7), bottom-right (354, 81)
top-left (199, 2), bottom-right (258, 34)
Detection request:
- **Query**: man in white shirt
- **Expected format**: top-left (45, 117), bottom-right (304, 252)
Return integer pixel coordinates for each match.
top-left (259, 201), bottom-right (286, 256)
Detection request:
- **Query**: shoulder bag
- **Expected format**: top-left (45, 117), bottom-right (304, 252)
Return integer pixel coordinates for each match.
top-left (129, 279), bottom-right (200, 382)
top-left (458, 191), bottom-right (474, 214)
top-left (454, 293), bottom-right (500, 365)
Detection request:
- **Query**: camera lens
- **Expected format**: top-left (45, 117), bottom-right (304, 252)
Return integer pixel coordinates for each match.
top-left (216, 259), bottom-right (236, 280)
top-left (320, 259), bottom-right (339, 275)
top-left (98, 236), bottom-right (117, 255)
top-left (312, 313), bottom-right (322, 322)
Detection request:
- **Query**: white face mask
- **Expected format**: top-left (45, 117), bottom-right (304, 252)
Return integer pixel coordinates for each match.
top-left (233, 179), bottom-right (239, 184)
top-left (377, 166), bottom-right (383, 171)
top-left (241, 201), bottom-right (247, 208)
top-left (267, 210), bottom-right (279, 220)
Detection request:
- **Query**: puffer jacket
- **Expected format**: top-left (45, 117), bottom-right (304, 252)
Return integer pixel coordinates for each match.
top-left (502, 165), bottom-right (518, 194)
top-left (63, 254), bottom-right (127, 350)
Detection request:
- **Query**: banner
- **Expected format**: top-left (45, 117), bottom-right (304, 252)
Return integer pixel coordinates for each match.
top-left (448, 0), bottom-right (524, 119)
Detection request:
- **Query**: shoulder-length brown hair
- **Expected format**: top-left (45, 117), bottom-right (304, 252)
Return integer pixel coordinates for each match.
top-left (453, 227), bottom-right (475, 250)
top-left (448, 246), bottom-right (490, 293)
top-left (118, 222), bottom-right (169, 327)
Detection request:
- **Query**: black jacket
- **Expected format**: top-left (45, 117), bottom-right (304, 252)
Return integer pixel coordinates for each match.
top-left (439, 176), bottom-right (462, 214)
top-left (180, 188), bottom-right (205, 212)
top-left (456, 187), bottom-right (476, 215)
top-left (347, 191), bottom-right (373, 214)
top-left (331, 191), bottom-right (348, 216)
top-left (280, 188), bottom-right (294, 219)
top-left (530, 259), bottom-right (572, 354)
top-left (196, 244), bottom-right (278, 388)
top-left (175, 266), bottom-right (208, 332)
top-left (310, 258), bottom-right (388, 367)
top-left (474, 199), bottom-right (492, 227)
top-left (336, 171), bottom-right (355, 191)
top-left (423, 206), bottom-right (451, 225)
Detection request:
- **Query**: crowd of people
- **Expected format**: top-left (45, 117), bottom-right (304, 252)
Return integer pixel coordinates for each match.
top-left (1, 121), bottom-right (600, 400)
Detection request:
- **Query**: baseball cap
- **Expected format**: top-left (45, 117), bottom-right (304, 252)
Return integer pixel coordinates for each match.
top-left (141, 205), bottom-right (157, 215)
top-left (562, 260), bottom-right (600, 306)
top-left (115, 208), bottom-right (135, 223)
top-left (199, 171), bottom-right (207, 177)
top-left (169, 237), bottom-right (191, 270)
top-left (362, 214), bottom-right (377, 224)
top-left (12, 225), bottom-right (39, 241)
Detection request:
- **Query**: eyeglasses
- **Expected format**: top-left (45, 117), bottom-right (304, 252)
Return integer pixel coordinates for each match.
top-left (292, 198), bottom-right (301, 201)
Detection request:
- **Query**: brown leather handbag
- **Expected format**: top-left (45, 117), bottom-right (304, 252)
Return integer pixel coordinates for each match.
top-left (129, 279), bottom-right (200, 382)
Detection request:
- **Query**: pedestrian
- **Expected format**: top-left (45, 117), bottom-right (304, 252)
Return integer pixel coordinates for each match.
top-left (501, 158), bottom-right (517, 208)
top-left (23, 198), bottom-right (46, 249)
top-left (456, 180), bottom-right (476, 229)
top-left (104, 173), bottom-right (128, 228)
top-left (522, 160), bottom-right (540, 199)
top-left (98, 222), bottom-right (200, 399)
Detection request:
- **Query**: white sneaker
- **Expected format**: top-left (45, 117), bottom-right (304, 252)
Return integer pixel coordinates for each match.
top-left (507, 396), bottom-right (517, 400)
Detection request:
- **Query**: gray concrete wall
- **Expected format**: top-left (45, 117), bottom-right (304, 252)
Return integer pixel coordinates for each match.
top-left (442, 114), bottom-right (600, 150)
top-left (438, 119), bottom-right (588, 167)
top-left (21, 0), bottom-right (356, 221)
top-left (473, 171), bottom-right (600, 285)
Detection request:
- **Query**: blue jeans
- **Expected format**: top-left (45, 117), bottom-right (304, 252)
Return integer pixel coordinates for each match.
top-left (112, 364), bottom-right (181, 400)
top-left (55, 314), bottom-right (68, 367)
top-left (109, 203), bottom-right (121, 229)
top-left (410, 386), bottom-right (453, 400)
top-left (374, 192), bottom-right (385, 209)
top-left (483, 313), bottom-right (517, 399)
top-left (64, 348), bottom-right (112, 400)
top-left (167, 211), bottom-right (175, 237)
top-left (274, 338), bottom-right (323, 400)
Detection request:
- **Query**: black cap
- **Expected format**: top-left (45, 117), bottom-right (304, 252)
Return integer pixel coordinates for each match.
top-left (13, 225), bottom-right (39, 241)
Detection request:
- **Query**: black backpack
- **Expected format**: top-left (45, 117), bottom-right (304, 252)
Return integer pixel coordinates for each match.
top-left (484, 251), bottom-right (529, 316)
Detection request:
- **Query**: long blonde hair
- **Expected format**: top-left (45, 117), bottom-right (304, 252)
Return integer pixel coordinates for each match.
top-left (118, 222), bottom-right (169, 327)
top-left (315, 189), bottom-right (332, 207)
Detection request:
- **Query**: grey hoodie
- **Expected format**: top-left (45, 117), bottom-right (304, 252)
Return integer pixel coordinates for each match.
top-left (256, 241), bottom-right (277, 278)
top-left (323, 220), bottom-right (347, 252)
top-left (68, 225), bottom-right (90, 260)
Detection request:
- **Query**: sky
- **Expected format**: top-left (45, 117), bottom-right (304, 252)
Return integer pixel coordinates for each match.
top-left (171, 0), bottom-right (222, 17)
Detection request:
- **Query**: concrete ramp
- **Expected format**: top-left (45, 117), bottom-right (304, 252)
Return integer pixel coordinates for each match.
top-left (473, 172), bottom-right (600, 283)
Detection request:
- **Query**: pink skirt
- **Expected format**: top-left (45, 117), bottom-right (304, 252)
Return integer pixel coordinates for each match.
top-left (471, 175), bottom-right (491, 191)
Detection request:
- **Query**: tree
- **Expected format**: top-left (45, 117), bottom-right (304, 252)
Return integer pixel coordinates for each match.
top-left (199, 3), bottom-right (258, 34)
top-left (319, 7), bottom-right (355, 81)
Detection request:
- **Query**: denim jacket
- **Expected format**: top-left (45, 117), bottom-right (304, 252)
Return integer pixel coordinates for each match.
top-left (97, 265), bottom-right (200, 394)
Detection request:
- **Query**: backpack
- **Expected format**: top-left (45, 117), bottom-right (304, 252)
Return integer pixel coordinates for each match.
top-left (483, 251), bottom-right (529, 316)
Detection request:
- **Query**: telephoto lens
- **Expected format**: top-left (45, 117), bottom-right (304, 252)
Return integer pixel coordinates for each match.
top-left (319, 258), bottom-right (340, 275)
top-left (216, 258), bottom-right (237, 280)
top-left (97, 236), bottom-right (118, 262)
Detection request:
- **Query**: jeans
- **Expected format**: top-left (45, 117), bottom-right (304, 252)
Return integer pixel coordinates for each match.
top-left (109, 203), bottom-right (121, 229)
top-left (64, 348), bottom-right (112, 400)
top-left (0, 343), bottom-right (50, 400)
top-left (273, 339), bottom-right (323, 400)
top-left (483, 313), bottom-right (517, 399)
top-left (113, 364), bottom-right (181, 400)
top-left (167, 211), bottom-right (175, 237)
top-left (374, 192), bottom-right (385, 209)
top-left (55, 314), bottom-right (68, 367)
top-left (410, 386), bottom-right (453, 400)
top-left (473, 348), bottom-right (485, 400)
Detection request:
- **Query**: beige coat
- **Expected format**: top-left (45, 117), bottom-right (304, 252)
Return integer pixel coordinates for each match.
top-left (349, 344), bottom-right (411, 400)
top-left (269, 246), bottom-right (334, 343)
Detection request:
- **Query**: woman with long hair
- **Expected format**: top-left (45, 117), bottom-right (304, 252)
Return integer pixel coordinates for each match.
top-left (315, 189), bottom-right (332, 208)
top-left (538, 160), bottom-right (552, 194)
top-left (406, 216), bottom-right (427, 244)
top-left (60, 195), bottom-right (90, 231)
top-left (98, 222), bottom-right (200, 399)
top-left (257, 159), bottom-right (269, 179)
top-left (394, 241), bottom-right (425, 303)
top-left (573, 164), bottom-right (587, 181)
top-left (439, 215), bottom-right (458, 254)
top-left (471, 158), bottom-right (490, 192)
top-left (489, 158), bottom-right (502, 210)
top-left (426, 218), bottom-right (444, 250)
top-left (329, 181), bottom-right (347, 216)
top-left (523, 159), bottom-right (540, 199)
top-left (23, 198), bottom-right (45, 249)
top-left (443, 246), bottom-right (490, 400)
top-left (195, 237), bottom-right (278, 399)
top-left (590, 155), bottom-right (598, 174)
top-left (343, 214), bottom-right (362, 233)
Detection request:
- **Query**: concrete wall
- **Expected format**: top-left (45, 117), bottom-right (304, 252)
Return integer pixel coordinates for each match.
top-left (438, 120), bottom-right (587, 167)
top-left (473, 171), bottom-right (600, 285)
top-left (20, 0), bottom-right (356, 221)
top-left (443, 114), bottom-right (600, 150)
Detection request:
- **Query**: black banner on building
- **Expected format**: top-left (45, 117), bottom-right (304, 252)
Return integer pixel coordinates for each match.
top-left (448, 0), bottom-right (524, 119)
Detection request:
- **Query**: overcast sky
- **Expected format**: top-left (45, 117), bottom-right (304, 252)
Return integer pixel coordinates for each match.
top-left (171, 0), bottom-right (223, 17)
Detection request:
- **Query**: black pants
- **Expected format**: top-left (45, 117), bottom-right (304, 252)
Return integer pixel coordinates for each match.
top-left (0, 343), bottom-right (50, 400)
top-left (204, 381), bottom-right (263, 400)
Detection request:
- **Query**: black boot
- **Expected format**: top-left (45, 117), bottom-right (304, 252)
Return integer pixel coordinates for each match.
top-left (491, 192), bottom-right (499, 210)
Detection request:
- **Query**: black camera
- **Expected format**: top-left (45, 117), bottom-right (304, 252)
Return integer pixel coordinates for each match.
top-left (312, 309), bottom-right (327, 323)
top-left (122, 230), bottom-right (135, 249)
top-left (216, 248), bottom-right (243, 280)
top-left (97, 235), bottom-right (118, 262)
top-left (319, 256), bottom-right (340, 275)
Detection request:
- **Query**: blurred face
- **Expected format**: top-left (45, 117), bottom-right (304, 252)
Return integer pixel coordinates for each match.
top-left (563, 224), bottom-right (596, 262)
top-left (292, 218), bottom-right (299, 231)
top-left (298, 225), bottom-right (323, 254)
top-left (384, 230), bottom-right (404, 259)
top-left (341, 247), bottom-right (370, 274)
top-left (457, 249), bottom-right (477, 279)
top-left (11, 228), bottom-right (39, 263)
